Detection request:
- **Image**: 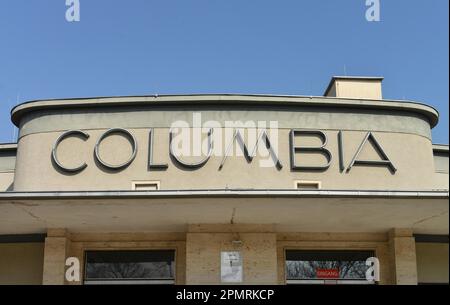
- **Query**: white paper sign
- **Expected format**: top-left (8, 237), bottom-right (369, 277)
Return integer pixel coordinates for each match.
top-left (221, 251), bottom-right (243, 283)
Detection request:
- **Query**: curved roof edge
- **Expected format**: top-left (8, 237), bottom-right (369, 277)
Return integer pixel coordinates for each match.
top-left (0, 189), bottom-right (448, 200)
top-left (433, 144), bottom-right (449, 153)
top-left (0, 143), bottom-right (17, 151)
top-left (10, 94), bottom-right (440, 128)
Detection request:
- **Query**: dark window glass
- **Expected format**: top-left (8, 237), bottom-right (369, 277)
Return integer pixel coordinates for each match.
top-left (286, 250), bottom-right (375, 284)
top-left (84, 250), bottom-right (175, 284)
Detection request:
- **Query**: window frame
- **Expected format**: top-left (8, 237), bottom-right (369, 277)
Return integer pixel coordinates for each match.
top-left (284, 249), bottom-right (376, 285)
top-left (83, 249), bottom-right (176, 285)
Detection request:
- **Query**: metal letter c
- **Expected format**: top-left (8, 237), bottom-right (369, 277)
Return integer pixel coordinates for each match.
top-left (52, 130), bottom-right (90, 173)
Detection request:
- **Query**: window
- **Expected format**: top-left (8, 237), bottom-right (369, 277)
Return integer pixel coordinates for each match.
top-left (285, 250), bottom-right (375, 285)
top-left (295, 180), bottom-right (321, 190)
top-left (132, 181), bottom-right (160, 191)
top-left (84, 250), bottom-right (175, 285)
top-left (433, 151), bottom-right (449, 174)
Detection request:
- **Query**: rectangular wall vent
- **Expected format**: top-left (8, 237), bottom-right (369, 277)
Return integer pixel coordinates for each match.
top-left (132, 181), bottom-right (160, 191)
top-left (295, 180), bottom-right (321, 190)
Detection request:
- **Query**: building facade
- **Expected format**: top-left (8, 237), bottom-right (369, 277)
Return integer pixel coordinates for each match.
top-left (0, 76), bottom-right (448, 285)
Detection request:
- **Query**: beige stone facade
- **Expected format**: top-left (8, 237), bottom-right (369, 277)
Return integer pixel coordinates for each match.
top-left (0, 77), bottom-right (448, 285)
top-left (4, 229), bottom-right (443, 285)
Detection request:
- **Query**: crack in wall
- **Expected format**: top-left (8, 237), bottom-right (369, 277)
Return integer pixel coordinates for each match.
top-left (12, 203), bottom-right (48, 226)
top-left (412, 210), bottom-right (448, 228)
top-left (230, 207), bottom-right (236, 224)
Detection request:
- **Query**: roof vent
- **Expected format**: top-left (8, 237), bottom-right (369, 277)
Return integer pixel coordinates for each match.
top-left (324, 76), bottom-right (383, 100)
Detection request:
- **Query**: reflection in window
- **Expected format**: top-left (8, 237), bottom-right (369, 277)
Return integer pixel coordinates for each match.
top-left (285, 250), bottom-right (375, 285)
top-left (84, 250), bottom-right (175, 285)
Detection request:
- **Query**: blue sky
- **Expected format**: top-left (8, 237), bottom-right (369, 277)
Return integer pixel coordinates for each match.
top-left (0, 0), bottom-right (448, 143)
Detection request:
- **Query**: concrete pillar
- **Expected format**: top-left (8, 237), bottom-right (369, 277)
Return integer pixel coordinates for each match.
top-left (186, 224), bottom-right (278, 284)
top-left (42, 228), bottom-right (69, 285)
top-left (389, 228), bottom-right (418, 285)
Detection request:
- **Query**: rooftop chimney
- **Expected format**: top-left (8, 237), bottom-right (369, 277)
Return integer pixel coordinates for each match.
top-left (324, 76), bottom-right (383, 100)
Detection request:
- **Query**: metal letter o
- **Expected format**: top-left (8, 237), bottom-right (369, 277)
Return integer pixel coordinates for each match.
top-left (94, 128), bottom-right (137, 170)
